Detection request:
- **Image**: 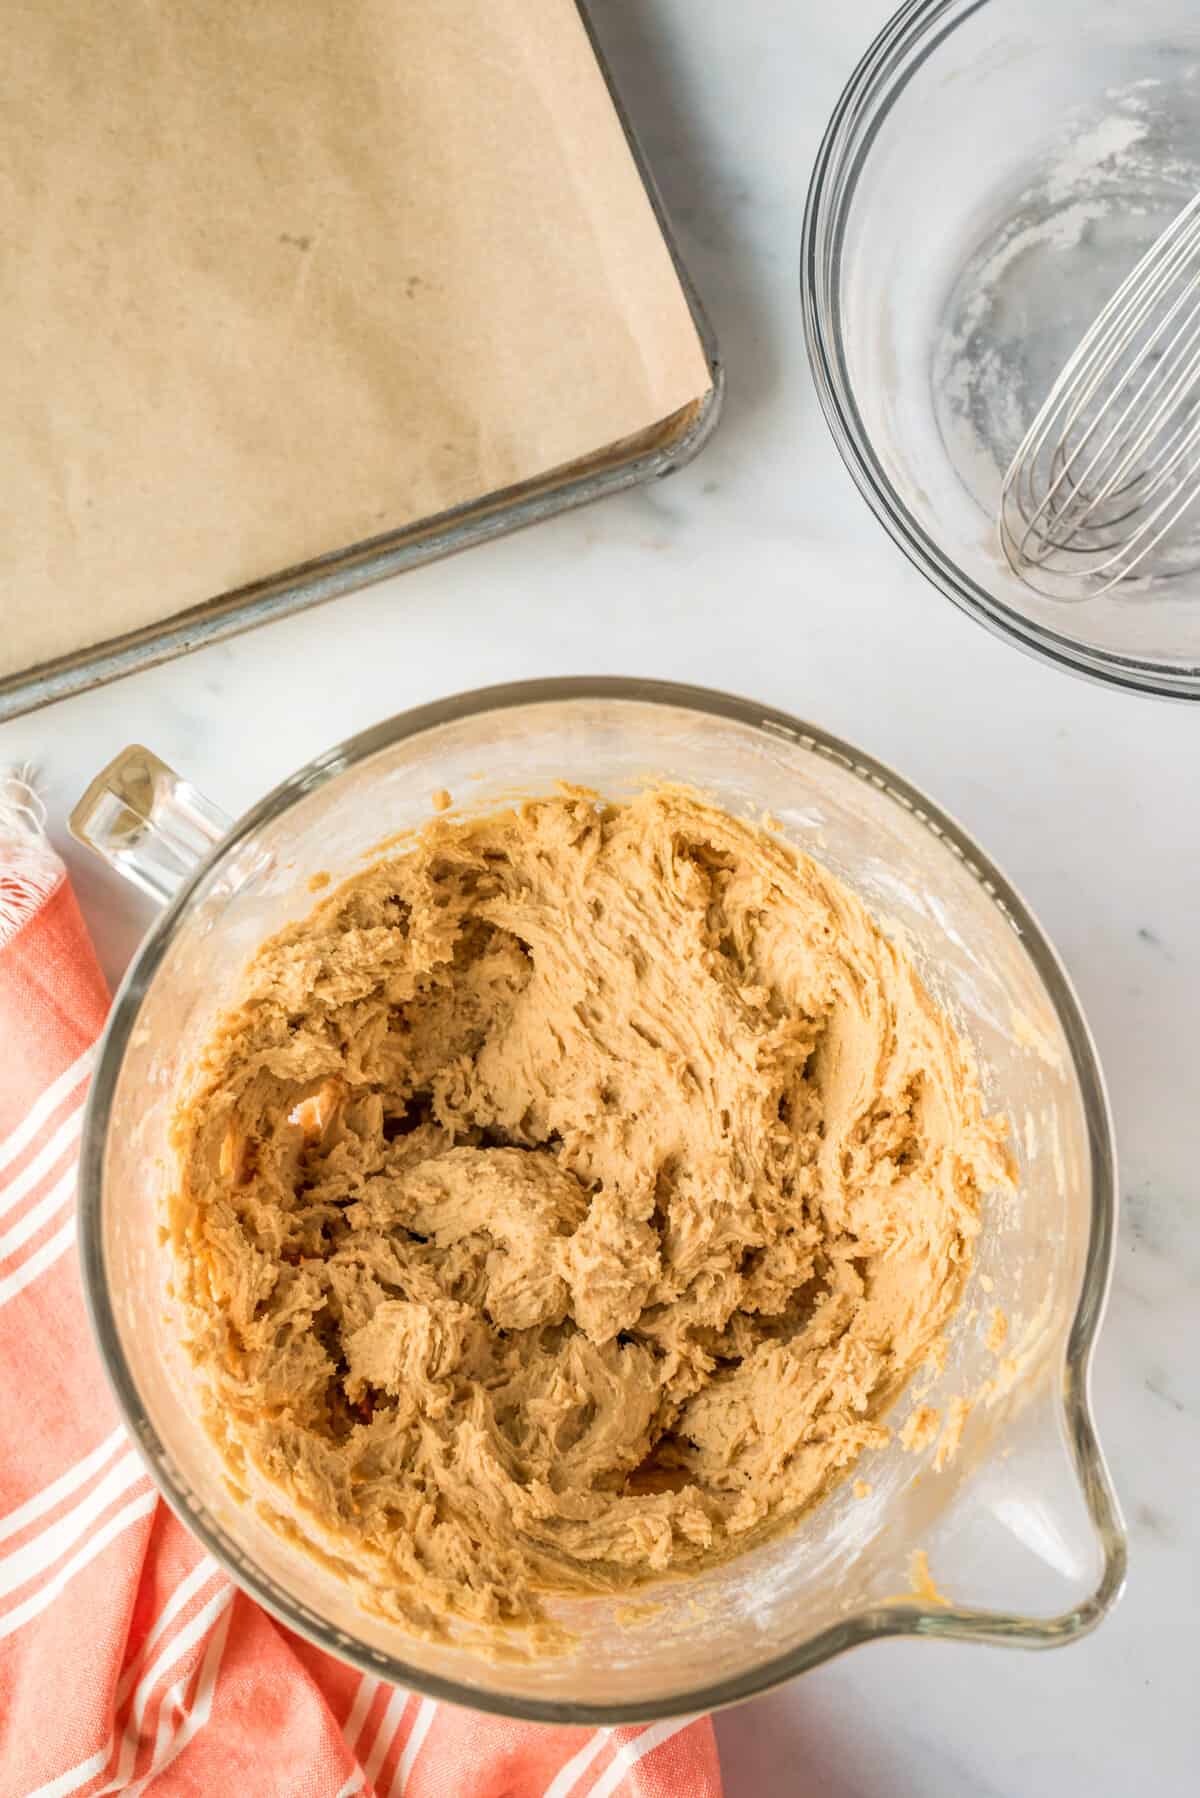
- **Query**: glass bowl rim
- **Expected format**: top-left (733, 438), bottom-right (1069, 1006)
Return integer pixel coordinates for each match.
top-left (77, 675), bottom-right (1127, 1722)
top-left (800, 0), bottom-right (1200, 703)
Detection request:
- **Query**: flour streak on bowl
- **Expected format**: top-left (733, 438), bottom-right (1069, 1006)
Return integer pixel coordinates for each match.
top-left (934, 78), bottom-right (1200, 584)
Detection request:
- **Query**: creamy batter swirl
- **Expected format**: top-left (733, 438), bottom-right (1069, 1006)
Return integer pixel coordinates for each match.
top-left (171, 788), bottom-right (1008, 1644)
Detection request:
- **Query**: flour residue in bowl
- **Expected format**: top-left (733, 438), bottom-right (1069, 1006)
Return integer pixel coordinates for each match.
top-left (933, 73), bottom-right (1200, 571)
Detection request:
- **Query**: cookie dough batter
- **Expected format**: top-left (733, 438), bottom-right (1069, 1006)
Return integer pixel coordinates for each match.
top-left (171, 787), bottom-right (1009, 1643)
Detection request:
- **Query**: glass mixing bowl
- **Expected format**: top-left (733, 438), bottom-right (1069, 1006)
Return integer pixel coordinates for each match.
top-left (803, 0), bottom-right (1200, 699)
top-left (70, 679), bottom-right (1125, 1722)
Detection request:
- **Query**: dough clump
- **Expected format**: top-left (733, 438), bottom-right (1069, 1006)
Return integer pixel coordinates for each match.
top-left (171, 788), bottom-right (1009, 1643)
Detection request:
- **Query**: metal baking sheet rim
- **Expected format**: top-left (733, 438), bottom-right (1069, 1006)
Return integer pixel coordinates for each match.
top-left (1, 4), bottom-right (723, 724)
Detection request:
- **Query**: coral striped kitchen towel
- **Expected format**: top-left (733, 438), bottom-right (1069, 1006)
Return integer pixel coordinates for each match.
top-left (0, 772), bottom-right (722, 1798)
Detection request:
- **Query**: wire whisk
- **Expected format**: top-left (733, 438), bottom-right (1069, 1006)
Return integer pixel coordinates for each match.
top-left (999, 190), bottom-right (1200, 599)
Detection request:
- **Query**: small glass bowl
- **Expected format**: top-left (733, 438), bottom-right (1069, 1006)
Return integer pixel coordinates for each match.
top-left (803, 0), bottom-right (1200, 699)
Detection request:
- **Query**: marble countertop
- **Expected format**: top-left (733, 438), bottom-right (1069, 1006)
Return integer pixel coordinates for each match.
top-left (2, 2), bottom-right (1196, 1792)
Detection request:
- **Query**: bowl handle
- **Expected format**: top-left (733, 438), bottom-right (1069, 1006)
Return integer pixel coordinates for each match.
top-left (68, 745), bottom-right (232, 905)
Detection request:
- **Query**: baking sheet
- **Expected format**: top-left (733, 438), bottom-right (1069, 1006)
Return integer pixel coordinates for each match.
top-left (0, 0), bottom-right (718, 715)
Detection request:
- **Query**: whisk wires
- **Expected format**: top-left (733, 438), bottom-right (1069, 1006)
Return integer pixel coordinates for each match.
top-left (999, 191), bottom-right (1200, 598)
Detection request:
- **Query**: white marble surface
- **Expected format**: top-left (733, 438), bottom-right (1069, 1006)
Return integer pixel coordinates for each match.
top-left (3, 2), bottom-right (1197, 1792)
